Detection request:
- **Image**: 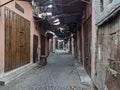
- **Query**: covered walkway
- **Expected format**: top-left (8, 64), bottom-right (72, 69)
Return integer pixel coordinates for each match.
top-left (0, 0), bottom-right (119, 90)
top-left (0, 51), bottom-right (94, 90)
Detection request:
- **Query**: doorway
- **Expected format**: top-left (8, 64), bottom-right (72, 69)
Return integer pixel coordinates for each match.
top-left (33, 35), bottom-right (38, 63)
top-left (5, 8), bottom-right (30, 72)
top-left (41, 35), bottom-right (45, 55)
top-left (83, 16), bottom-right (92, 76)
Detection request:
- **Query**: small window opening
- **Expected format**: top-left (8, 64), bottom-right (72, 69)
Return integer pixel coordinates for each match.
top-left (100, 0), bottom-right (104, 12)
top-left (109, 0), bottom-right (113, 3)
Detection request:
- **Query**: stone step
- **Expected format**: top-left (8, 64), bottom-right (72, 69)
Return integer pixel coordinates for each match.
top-left (73, 60), bottom-right (96, 90)
top-left (0, 63), bottom-right (38, 86)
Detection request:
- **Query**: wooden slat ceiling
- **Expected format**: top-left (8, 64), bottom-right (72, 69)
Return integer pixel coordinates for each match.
top-left (53, 0), bottom-right (86, 38)
top-left (54, 0), bottom-right (86, 25)
top-left (32, 0), bottom-right (87, 38)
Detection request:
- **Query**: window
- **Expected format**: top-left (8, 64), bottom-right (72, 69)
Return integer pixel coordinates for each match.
top-left (100, 0), bottom-right (104, 12)
top-left (109, 0), bottom-right (113, 3)
top-left (15, 3), bottom-right (24, 13)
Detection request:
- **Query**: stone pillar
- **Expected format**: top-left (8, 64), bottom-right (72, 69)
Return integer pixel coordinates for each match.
top-left (81, 21), bottom-right (85, 68)
top-left (52, 37), bottom-right (56, 52)
top-left (72, 37), bottom-right (74, 56)
top-left (77, 31), bottom-right (81, 62)
top-left (91, 0), bottom-right (96, 80)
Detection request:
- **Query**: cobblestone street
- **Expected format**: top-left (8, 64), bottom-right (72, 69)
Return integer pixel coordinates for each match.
top-left (0, 52), bottom-right (92, 90)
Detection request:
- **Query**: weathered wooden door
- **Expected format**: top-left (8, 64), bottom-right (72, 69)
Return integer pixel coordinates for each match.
top-left (105, 17), bottom-right (120, 90)
top-left (41, 35), bottom-right (45, 55)
top-left (5, 8), bottom-right (30, 72)
top-left (33, 35), bottom-right (38, 63)
top-left (84, 17), bottom-right (91, 76)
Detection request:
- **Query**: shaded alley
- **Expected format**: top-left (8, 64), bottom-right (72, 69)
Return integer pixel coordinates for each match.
top-left (0, 51), bottom-right (94, 90)
top-left (0, 0), bottom-right (120, 90)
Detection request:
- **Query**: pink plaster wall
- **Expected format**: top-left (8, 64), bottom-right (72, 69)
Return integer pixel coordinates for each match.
top-left (72, 37), bottom-right (74, 55)
top-left (0, 0), bottom-right (40, 73)
top-left (91, 0), bottom-right (96, 79)
top-left (32, 22), bottom-right (41, 62)
top-left (49, 39), bottom-right (53, 52)
top-left (81, 3), bottom-right (92, 68)
top-left (45, 38), bottom-right (49, 55)
top-left (81, 23), bottom-right (85, 67)
top-left (81, 1), bottom-right (96, 78)
top-left (38, 26), bottom-right (50, 55)
top-left (77, 31), bottom-right (81, 61)
top-left (53, 37), bottom-right (56, 52)
top-left (0, 1), bottom-right (5, 73)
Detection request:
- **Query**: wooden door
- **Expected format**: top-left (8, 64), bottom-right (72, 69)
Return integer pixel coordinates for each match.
top-left (83, 17), bottom-right (92, 76)
top-left (5, 8), bottom-right (30, 72)
top-left (41, 35), bottom-right (45, 55)
top-left (105, 17), bottom-right (120, 90)
top-left (33, 35), bottom-right (38, 63)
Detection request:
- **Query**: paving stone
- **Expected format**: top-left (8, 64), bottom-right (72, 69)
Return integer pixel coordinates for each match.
top-left (0, 52), bottom-right (93, 90)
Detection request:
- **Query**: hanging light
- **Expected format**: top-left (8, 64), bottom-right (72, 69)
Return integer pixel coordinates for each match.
top-left (38, 13), bottom-right (46, 19)
top-left (59, 27), bottom-right (64, 31)
top-left (47, 4), bottom-right (53, 8)
top-left (53, 18), bottom-right (59, 22)
top-left (46, 12), bottom-right (52, 16)
top-left (53, 21), bottom-right (60, 25)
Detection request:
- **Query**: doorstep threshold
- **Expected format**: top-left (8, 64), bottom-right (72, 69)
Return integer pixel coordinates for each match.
top-left (0, 63), bottom-right (38, 86)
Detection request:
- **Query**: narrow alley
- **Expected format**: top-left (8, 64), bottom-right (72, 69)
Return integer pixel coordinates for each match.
top-left (0, 0), bottom-right (120, 90)
top-left (0, 51), bottom-right (93, 90)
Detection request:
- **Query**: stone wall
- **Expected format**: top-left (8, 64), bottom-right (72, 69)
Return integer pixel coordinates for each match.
top-left (95, 13), bottom-right (120, 90)
top-left (95, 0), bottom-right (120, 25)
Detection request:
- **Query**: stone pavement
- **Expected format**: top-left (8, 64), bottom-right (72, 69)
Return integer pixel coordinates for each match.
top-left (0, 52), bottom-right (95, 90)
